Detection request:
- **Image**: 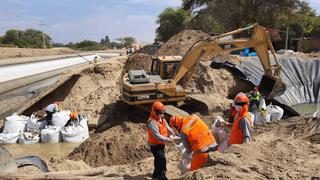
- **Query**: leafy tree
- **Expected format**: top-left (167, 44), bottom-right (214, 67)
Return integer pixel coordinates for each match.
top-left (156, 8), bottom-right (193, 42)
top-left (1, 29), bottom-right (51, 48)
top-left (116, 36), bottom-right (136, 47)
top-left (182, 0), bottom-right (300, 30)
top-left (100, 35), bottom-right (111, 48)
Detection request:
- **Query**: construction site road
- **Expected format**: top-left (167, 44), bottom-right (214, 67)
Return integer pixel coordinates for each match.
top-left (0, 54), bottom-right (103, 94)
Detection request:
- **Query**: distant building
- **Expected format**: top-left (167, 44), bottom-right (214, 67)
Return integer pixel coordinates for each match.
top-left (291, 37), bottom-right (320, 53)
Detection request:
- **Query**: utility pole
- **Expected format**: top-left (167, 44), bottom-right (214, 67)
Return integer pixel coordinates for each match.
top-left (285, 24), bottom-right (289, 50)
top-left (38, 23), bottom-right (46, 48)
top-left (15, 26), bottom-right (19, 41)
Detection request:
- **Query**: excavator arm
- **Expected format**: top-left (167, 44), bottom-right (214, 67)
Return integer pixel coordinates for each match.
top-left (173, 24), bottom-right (286, 98)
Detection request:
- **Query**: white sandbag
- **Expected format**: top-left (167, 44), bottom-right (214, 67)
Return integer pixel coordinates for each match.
top-left (80, 118), bottom-right (89, 140)
top-left (41, 126), bottom-right (61, 143)
top-left (259, 97), bottom-right (267, 110)
top-left (3, 113), bottom-right (29, 134)
top-left (267, 105), bottom-right (284, 121)
top-left (0, 133), bottom-right (19, 144)
top-left (18, 132), bottom-right (40, 144)
top-left (253, 109), bottom-right (271, 123)
top-left (212, 128), bottom-right (229, 153)
top-left (52, 111), bottom-right (71, 127)
top-left (26, 116), bottom-right (48, 132)
top-left (313, 110), bottom-right (320, 119)
top-left (61, 119), bottom-right (89, 143)
top-left (179, 152), bottom-right (192, 174)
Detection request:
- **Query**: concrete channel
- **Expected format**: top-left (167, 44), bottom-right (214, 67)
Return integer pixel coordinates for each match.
top-left (0, 53), bottom-right (120, 118)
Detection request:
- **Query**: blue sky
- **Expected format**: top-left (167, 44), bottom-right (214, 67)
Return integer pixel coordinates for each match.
top-left (0, 0), bottom-right (319, 44)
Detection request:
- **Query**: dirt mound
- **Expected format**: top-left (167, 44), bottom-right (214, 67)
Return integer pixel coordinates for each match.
top-left (180, 117), bottom-right (320, 179)
top-left (134, 44), bottom-right (160, 55)
top-left (91, 117), bottom-right (319, 180)
top-left (124, 53), bottom-right (153, 73)
top-left (20, 58), bottom-right (124, 127)
top-left (68, 122), bottom-right (150, 167)
top-left (48, 158), bottom-right (91, 171)
top-left (157, 30), bottom-right (210, 57)
top-left (0, 47), bottom-right (77, 59)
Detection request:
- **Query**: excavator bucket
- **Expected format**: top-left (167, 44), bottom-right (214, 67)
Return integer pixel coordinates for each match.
top-left (259, 74), bottom-right (286, 98)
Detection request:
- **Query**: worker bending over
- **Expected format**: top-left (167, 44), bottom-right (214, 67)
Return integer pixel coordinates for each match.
top-left (229, 93), bottom-right (253, 144)
top-left (147, 101), bottom-right (174, 180)
top-left (45, 102), bottom-right (59, 125)
top-left (170, 114), bottom-right (217, 171)
top-left (65, 112), bottom-right (83, 127)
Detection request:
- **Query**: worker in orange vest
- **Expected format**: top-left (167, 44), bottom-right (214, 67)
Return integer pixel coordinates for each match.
top-left (170, 114), bottom-right (218, 171)
top-left (229, 92), bottom-right (253, 144)
top-left (147, 101), bottom-right (175, 180)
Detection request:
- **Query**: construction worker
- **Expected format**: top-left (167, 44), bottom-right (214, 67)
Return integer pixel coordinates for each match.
top-left (65, 112), bottom-right (83, 127)
top-left (248, 87), bottom-right (261, 112)
top-left (170, 114), bottom-right (217, 171)
top-left (147, 101), bottom-right (174, 180)
top-left (229, 92), bottom-right (253, 144)
top-left (44, 102), bottom-right (59, 125)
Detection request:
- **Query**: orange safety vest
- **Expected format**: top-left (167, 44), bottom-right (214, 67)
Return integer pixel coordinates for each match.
top-left (181, 115), bottom-right (216, 152)
top-left (147, 115), bottom-right (168, 145)
top-left (229, 112), bottom-right (253, 144)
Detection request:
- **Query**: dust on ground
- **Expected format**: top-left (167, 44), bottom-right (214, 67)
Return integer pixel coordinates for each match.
top-left (80, 117), bottom-right (318, 180)
top-left (0, 47), bottom-right (77, 59)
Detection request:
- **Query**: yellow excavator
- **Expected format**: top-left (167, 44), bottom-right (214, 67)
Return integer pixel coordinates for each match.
top-left (121, 24), bottom-right (286, 109)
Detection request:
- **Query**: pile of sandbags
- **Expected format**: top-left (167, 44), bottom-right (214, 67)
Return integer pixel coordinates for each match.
top-left (252, 98), bottom-right (284, 124)
top-left (0, 114), bottom-right (29, 144)
top-left (0, 110), bottom-right (89, 144)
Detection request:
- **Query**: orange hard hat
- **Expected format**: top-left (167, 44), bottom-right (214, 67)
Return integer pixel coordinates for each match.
top-left (234, 92), bottom-right (249, 106)
top-left (152, 101), bottom-right (165, 115)
top-left (170, 115), bottom-right (184, 132)
top-left (69, 112), bottom-right (78, 119)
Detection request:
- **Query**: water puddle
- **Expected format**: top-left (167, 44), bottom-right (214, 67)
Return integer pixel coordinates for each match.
top-left (2, 142), bottom-right (80, 161)
top-left (291, 103), bottom-right (319, 116)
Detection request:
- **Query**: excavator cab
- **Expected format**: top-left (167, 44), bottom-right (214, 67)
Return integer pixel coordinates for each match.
top-left (150, 56), bottom-right (182, 79)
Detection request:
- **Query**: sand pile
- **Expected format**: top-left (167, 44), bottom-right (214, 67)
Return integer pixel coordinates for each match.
top-left (57, 61), bottom-right (123, 125)
top-left (68, 122), bottom-right (151, 167)
top-left (84, 117), bottom-right (319, 180)
top-left (134, 44), bottom-right (160, 55)
top-left (0, 47), bottom-right (77, 59)
top-left (123, 53), bottom-right (153, 73)
top-left (157, 30), bottom-right (210, 57)
top-left (181, 117), bottom-right (320, 179)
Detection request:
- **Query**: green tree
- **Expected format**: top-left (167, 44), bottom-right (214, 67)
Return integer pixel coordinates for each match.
top-left (1, 29), bottom-right (52, 48)
top-left (156, 8), bottom-right (193, 42)
top-left (100, 35), bottom-right (111, 48)
top-left (116, 36), bottom-right (136, 47)
top-left (182, 0), bottom-right (300, 30)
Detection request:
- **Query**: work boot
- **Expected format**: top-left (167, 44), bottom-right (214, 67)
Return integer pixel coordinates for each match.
top-left (156, 171), bottom-right (168, 180)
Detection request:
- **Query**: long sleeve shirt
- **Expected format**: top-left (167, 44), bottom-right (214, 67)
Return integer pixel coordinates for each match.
top-left (147, 119), bottom-right (174, 146)
top-left (239, 117), bottom-right (251, 143)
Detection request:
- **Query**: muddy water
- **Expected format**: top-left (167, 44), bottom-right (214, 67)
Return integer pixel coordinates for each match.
top-left (291, 103), bottom-right (319, 116)
top-left (2, 142), bottom-right (80, 161)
